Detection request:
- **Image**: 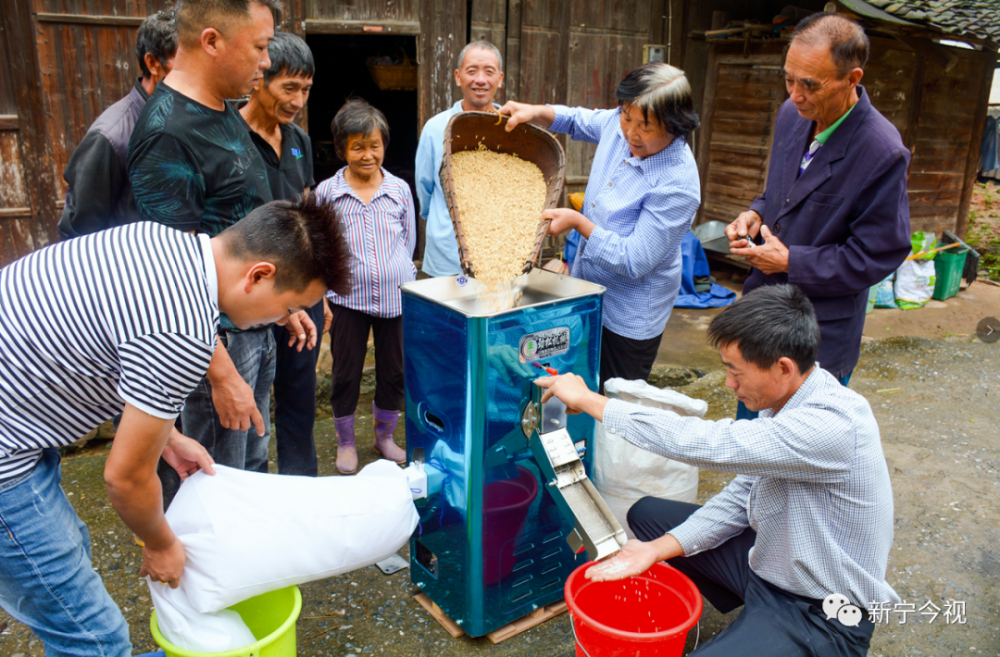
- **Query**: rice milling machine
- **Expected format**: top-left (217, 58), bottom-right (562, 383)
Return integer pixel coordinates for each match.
top-left (402, 269), bottom-right (627, 636)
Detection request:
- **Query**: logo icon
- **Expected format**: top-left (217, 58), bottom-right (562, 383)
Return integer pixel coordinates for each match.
top-left (291, 147), bottom-right (303, 159)
top-left (823, 593), bottom-right (862, 627)
top-left (456, 275), bottom-right (468, 288)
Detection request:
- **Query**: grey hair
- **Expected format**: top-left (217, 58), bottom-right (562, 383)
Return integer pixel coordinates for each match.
top-left (456, 40), bottom-right (503, 72)
top-left (263, 31), bottom-right (315, 85)
top-left (791, 13), bottom-right (870, 76)
top-left (615, 63), bottom-right (699, 141)
top-left (136, 8), bottom-right (177, 78)
top-left (331, 98), bottom-right (390, 160)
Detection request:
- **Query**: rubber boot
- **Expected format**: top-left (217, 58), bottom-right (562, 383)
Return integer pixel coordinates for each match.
top-left (372, 403), bottom-right (406, 465)
top-left (334, 414), bottom-right (358, 475)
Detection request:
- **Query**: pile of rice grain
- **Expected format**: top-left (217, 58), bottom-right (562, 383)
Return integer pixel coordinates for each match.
top-left (451, 146), bottom-right (547, 311)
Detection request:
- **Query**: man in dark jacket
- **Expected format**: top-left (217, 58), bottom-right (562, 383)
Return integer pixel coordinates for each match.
top-left (57, 9), bottom-right (176, 239)
top-left (726, 12), bottom-right (910, 418)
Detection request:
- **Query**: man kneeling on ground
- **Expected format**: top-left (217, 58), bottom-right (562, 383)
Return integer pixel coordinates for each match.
top-left (0, 196), bottom-right (351, 656)
top-left (536, 284), bottom-right (898, 656)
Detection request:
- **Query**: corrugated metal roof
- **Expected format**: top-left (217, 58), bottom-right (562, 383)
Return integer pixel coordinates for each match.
top-left (852, 0), bottom-right (1000, 43)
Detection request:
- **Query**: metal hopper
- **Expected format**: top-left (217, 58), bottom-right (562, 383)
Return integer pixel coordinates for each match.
top-left (440, 111), bottom-right (566, 278)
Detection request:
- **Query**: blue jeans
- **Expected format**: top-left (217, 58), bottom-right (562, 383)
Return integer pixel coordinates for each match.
top-left (737, 369), bottom-right (853, 421)
top-left (160, 327), bottom-right (276, 506)
top-left (0, 449), bottom-right (131, 656)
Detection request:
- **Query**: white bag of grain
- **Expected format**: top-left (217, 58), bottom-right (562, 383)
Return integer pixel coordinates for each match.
top-left (150, 460), bottom-right (419, 649)
top-left (593, 378), bottom-right (706, 539)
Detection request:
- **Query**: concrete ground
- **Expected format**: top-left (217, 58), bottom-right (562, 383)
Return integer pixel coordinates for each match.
top-left (1, 282), bottom-right (998, 656)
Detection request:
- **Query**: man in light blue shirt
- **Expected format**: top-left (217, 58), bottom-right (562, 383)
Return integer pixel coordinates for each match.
top-left (415, 41), bottom-right (504, 277)
top-left (536, 285), bottom-right (897, 656)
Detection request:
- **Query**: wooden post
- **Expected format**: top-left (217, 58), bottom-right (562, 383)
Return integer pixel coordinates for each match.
top-left (955, 49), bottom-right (998, 239)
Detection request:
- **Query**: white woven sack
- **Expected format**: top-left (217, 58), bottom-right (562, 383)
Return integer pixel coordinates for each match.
top-left (149, 459), bottom-right (418, 650)
top-left (594, 378), bottom-right (707, 539)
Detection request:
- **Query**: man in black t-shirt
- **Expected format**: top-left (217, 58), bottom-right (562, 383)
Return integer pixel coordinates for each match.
top-left (240, 32), bottom-right (330, 477)
top-left (128, 0), bottom-right (319, 505)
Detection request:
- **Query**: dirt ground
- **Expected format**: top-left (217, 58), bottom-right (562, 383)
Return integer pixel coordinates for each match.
top-left (1, 282), bottom-right (999, 657)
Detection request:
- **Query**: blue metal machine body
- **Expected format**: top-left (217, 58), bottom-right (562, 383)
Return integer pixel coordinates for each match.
top-left (401, 270), bottom-right (604, 637)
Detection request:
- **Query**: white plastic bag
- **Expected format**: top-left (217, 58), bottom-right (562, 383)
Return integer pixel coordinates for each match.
top-left (593, 378), bottom-right (707, 539)
top-left (894, 259), bottom-right (936, 310)
top-left (150, 460), bottom-right (418, 650)
top-left (148, 586), bottom-right (256, 652)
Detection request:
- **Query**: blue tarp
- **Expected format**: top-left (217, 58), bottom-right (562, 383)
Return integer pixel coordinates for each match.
top-left (675, 231), bottom-right (737, 309)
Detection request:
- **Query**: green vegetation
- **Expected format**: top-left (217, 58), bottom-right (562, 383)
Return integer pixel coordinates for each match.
top-left (966, 182), bottom-right (1000, 281)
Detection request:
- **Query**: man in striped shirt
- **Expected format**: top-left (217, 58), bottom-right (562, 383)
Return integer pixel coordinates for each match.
top-left (537, 285), bottom-right (897, 656)
top-left (0, 197), bottom-right (351, 656)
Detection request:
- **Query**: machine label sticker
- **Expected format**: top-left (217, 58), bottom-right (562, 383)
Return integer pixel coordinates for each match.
top-left (519, 327), bottom-right (570, 361)
top-left (456, 275), bottom-right (468, 288)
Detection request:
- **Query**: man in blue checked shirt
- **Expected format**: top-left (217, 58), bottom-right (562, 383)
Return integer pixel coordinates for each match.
top-left (500, 63), bottom-right (701, 390)
top-left (536, 285), bottom-right (898, 657)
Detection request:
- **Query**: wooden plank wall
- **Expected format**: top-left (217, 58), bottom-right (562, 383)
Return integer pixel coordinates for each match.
top-left (695, 40), bottom-right (787, 226)
top-left (31, 0), bottom-right (167, 207)
top-left (697, 36), bottom-right (996, 237)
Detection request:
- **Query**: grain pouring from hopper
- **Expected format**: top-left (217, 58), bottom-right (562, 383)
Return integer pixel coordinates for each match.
top-left (451, 144), bottom-right (548, 311)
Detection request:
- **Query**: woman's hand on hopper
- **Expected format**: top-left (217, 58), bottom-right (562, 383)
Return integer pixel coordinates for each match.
top-left (543, 208), bottom-right (592, 237)
top-left (497, 101), bottom-right (556, 130)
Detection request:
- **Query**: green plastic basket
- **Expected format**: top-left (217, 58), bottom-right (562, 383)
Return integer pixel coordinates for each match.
top-left (151, 586), bottom-right (302, 657)
top-left (932, 248), bottom-right (968, 301)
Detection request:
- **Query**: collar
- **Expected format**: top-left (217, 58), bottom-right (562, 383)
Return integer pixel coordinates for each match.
top-left (328, 167), bottom-right (401, 204)
top-left (134, 77), bottom-right (150, 102)
top-left (197, 233), bottom-right (219, 310)
top-left (451, 99), bottom-right (501, 115)
top-left (623, 134), bottom-right (687, 180)
top-left (765, 364), bottom-right (825, 418)
top-left (814, 101), bottom-right (856, 144)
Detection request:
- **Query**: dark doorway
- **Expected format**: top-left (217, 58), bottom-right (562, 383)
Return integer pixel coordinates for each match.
top-left (306, 34), bottom-right (420, 192)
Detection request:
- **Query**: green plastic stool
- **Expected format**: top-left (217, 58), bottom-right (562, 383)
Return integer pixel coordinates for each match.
top-left (151, 586), bottom-right (302, 657)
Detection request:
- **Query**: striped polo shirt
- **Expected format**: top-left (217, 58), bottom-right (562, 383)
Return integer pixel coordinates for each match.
top-left (0, 222), bottom-right (219, 482)
top-left (316, 167), bottom-right (416, 318)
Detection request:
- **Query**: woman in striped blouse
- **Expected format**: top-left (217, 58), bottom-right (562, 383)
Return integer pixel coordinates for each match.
top-left (316, 99), bottom-right (417, 474)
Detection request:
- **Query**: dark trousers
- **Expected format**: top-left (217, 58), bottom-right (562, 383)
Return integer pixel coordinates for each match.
top-left (627, 497), bottom-right (875, 657)
top-left (599, 326), bottom-right (662, 392)
top-left (271, 300), bottom-right (326, 476)
top-left (329, 304), bottom-right (404, 417)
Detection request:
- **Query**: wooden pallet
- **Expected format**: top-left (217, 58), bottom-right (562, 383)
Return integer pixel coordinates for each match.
top-left (413, 593), bottom-right (568, 644)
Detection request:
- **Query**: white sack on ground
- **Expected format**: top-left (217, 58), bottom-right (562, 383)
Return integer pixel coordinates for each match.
top-left (594, 378), bottom-right (706, 539)
top-left (150, 460), bottom-right (418, 650)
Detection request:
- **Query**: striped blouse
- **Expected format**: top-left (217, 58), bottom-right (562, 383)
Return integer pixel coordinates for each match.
top-left (316, 168), bottom-right (417, 318)
top-left (0, 222), bottom-right (219, 482)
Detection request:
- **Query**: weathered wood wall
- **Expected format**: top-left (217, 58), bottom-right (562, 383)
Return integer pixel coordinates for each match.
top-left (695, 35), bottom-right (997, 238)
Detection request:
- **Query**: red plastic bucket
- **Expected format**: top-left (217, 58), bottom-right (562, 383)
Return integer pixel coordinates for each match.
top-left (482, 465), bottom-right (538, 586)
top-left (565, 561), bottom-right (702, 656)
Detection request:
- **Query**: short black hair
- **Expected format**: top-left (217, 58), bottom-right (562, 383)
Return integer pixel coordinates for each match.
top-left (136, 8), bottom-right (178, 78)
top-left (707, 284), bottom-right (820, 375)
top-left (262, 31), bottom-right (314, 85)
top-left (175, 0), bottom-right (283, 49)
top-left (221, 194), bottom-right (353, 295)
top-left (792, 13), bottom-right (870, 76)
top-left (616, 62), bottom-right (700, 141)
top-left (331, 98), bottom-right (390, 160)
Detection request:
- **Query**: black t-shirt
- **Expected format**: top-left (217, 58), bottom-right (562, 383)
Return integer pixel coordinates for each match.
top-left (248, 122), bottom-right (315, 201)
top-left (127, 82), bottom-right (273, 236)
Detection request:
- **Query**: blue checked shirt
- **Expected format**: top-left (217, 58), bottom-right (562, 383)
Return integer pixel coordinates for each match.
top-left (602, 366), bottom-right (900, 608)
top-left (549, 106), bottom-right (700, 340)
